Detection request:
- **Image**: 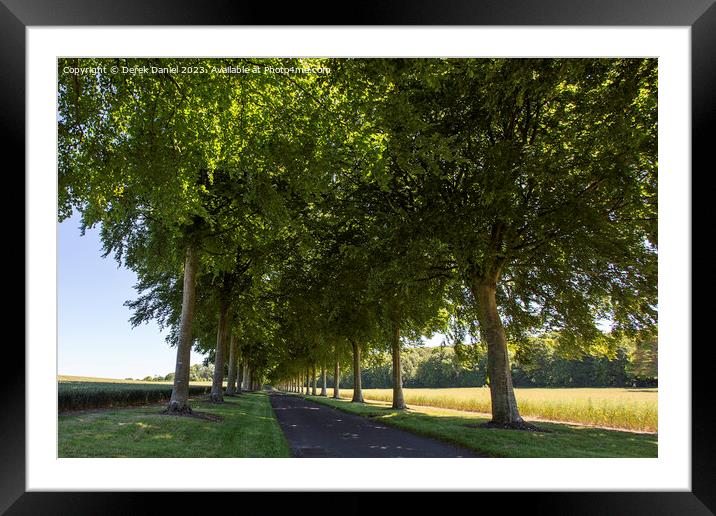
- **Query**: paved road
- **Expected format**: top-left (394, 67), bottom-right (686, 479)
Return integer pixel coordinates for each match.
top-left (269, 393), bottom-right (481, 458)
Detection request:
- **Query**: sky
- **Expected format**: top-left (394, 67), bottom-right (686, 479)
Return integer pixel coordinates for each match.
top-left (58, 213), bottom-right (206, 379)
top-left (58, 213), bottom-right (445, 380)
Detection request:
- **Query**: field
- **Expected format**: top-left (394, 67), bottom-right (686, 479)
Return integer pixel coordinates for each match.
top-left (58, 375), bottom-right (213, 411)
top-left (329, 387), bottom-right (658, 433)
top-left (305, 395), bottom-right (658, 458)
top-left (59, 392), bottom-right (290, 457)
top-left (56, 377), bottom-right (657, 458)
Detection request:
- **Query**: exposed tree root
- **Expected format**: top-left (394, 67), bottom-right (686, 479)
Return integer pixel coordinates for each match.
top-left (162, 403), bottom-right (193, 416)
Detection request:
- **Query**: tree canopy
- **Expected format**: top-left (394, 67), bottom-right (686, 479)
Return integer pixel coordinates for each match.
top-left (58, 57), bottom-right (657, 424)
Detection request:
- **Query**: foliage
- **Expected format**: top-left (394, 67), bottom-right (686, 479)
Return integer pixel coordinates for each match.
top-left (332, 335), bottom-right (656, 390)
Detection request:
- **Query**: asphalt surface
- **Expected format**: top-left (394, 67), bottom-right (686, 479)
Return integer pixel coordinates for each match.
top-left (269, 392), bottom-right (481, 458)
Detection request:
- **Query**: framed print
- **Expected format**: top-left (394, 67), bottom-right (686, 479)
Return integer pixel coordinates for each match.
top-left (7, 0), bottom-right (713, 513)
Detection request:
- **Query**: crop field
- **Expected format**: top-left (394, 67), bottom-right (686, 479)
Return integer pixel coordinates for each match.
top-left (330, 387), bottom-right (657, 433)
top-left (58, 376), bottom-right (213, 411)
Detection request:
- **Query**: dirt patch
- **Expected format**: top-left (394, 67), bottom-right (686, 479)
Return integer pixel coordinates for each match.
top-left (464, 421), bottom-right (552, 433)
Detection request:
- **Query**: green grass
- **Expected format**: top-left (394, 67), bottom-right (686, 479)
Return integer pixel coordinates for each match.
top-left (58, 392), bottom-right (290, 457)
top-left (302, 394), bottom-right (658, 458)
top-left (327, 387), bottom-right (657, 433)
top-left (58, 376), bottom-right (214, 411)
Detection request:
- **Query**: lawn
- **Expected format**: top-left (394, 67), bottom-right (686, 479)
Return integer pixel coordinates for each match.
top-left (326, 387), bottom-right (657, 433)
top-left (303, 394), bottom-right (658, 458)
top-left (58, 392), bottom-right (290, 457)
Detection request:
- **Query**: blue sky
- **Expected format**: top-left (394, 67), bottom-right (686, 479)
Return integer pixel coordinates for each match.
top-left (58, 213), bottom-right (206, 379)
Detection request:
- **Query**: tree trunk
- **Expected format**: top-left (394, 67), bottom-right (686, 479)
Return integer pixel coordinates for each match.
top-left (210, 298), bottom-right (230, 402)
top-left (226, 333), bottom-right (238, 395)
top-left (305, 367), bottom-right (310, 395)
top-left (166, 243), bottom-right (199, 414)
top-left (391, 324), bottom-right (406, 409)
top-left (321, 365), bottom-right (327, 396)
top-left (333, 359), bottom-right (340, 399)
top-left (236, 352), bottom-right (243, 394)
top-left (473, 279), bottom-right (524, 426)
top-left (311, 364), bottom-right (317, 395)
top-left (351, 340), bottom-right (363, 403)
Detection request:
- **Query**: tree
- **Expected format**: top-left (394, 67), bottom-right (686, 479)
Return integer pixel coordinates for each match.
top-left (626, 330), bottom-right (658, 385)
top-left (59, 57), bottom-right (230, 413)
top-left (60, 57), bottom-right (343, 412)
top-left (373, 58), bottom-right (657, 426)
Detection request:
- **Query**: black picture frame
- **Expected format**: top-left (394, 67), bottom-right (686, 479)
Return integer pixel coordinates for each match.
top-left (6, 0), bottom-right (712, 513)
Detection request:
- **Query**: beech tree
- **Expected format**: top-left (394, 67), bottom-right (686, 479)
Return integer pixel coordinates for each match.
top-left (225, 333), bottom-right (239, 395)
top-left (374, 58), bottom-right (657, 426)
top-left (60, 56), bottom-right (342, 412)
top-left (59, 57), bottom-right (233, 413)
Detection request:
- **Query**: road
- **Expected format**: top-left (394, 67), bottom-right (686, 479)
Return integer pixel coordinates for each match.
top-left (269, 392), bottom-right (481, 458)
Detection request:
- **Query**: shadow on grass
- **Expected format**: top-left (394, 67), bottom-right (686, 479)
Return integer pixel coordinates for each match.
top-left (304, 395), bottom-right (658, 458)
top-left (59, 392), bottom-right (290, 458)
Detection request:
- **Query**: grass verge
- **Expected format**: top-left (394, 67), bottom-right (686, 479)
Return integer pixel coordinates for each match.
top-left (59, 392), bottom-right (290, 457)
top-left (302, 394), bottom-right (658, 458)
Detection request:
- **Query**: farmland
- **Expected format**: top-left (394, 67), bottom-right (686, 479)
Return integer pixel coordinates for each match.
top-left (329, 387), bottom-right (658, 433)
top-left (58, 376), bottom-right (213, 411)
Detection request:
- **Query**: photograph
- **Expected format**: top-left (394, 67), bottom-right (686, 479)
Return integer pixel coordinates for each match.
top-left (57, 56), bottom-right (659, 459)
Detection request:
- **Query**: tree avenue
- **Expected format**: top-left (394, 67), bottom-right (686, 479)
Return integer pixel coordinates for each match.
top-left (58, 57), bottom-right (657, 428)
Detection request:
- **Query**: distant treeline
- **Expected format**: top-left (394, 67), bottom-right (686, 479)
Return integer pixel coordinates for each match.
top-left (331, 341), bottom-right (657, 389)
top-left (135, 364), bottom-right (213, 383)
top-left (144, 337), bottom-right (657, 390)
